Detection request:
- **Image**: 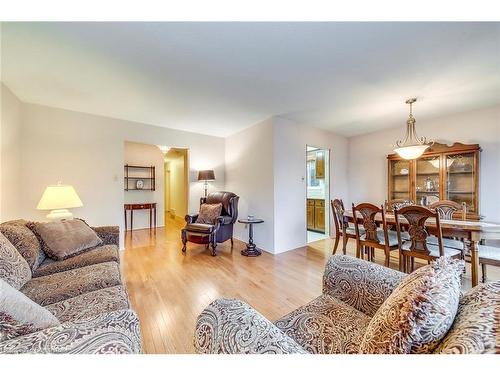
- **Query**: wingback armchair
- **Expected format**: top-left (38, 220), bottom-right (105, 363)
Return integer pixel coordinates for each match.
top-left (181, 191), bottom-right (239, 256)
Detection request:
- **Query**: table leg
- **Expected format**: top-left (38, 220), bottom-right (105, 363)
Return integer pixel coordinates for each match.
top-left (241, 223), bottom-right (261, 257)
top-left (154, 207), bottom-right (157, 231)
top-left (131, 210), bottom-right (133, 232)
top-left (470, 238), bottom-right (479, 287)
top-left (124, 208), bottom-right (127, 232)
top-left (149, 208), bottom-right (152, 230)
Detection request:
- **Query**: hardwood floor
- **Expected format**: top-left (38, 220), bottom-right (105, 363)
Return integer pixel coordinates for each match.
top-left (122, 218), bottom-right (499, 354)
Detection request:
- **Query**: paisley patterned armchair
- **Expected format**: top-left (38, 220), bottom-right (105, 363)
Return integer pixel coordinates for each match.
top-left (194, 255), bottom-right (499, 354)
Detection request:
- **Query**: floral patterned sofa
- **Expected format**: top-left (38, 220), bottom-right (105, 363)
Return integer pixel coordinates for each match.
top-left (194, 255), bottom-right (499, 354)
top-left (0, 220), bottom-right (141, 354)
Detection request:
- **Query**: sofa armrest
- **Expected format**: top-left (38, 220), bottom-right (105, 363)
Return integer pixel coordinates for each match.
top-left (323, 255), bottom-right (405, 317)
top-left (185, 214), bottom-right (199, 224)
top-left (194, 298), bottom-right (307, 354)
top-left (92, 226), bottom-right (120, 246)
top-left (0, 309), bottom-right (141, 354)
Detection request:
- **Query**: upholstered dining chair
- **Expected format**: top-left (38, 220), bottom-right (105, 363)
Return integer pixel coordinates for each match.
top-left (394, 205), bottom-right (462, 273)
top-left (477, 243), bottom-right (500, 283)
top-left (351, 203), bottom-right (399, 267)
top-left (428, 200), bottom-right (467, 258)
top-left (331, 199), bottom-right (364, 255)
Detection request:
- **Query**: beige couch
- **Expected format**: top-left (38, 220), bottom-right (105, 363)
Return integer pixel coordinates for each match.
top-left (194, 255), bottom-right (499, 354)
top-left (0, 220), bottom-right (141, 354)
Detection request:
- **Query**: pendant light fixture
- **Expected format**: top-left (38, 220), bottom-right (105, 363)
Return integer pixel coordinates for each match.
top-left (393, 98), bottom-right (433, 160)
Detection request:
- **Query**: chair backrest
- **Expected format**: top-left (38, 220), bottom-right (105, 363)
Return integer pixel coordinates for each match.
top-left (203, 191), bottom-right (239, 222)
top-left (385, 199), bottom-right (415, 212)
top-left (352, 202), bottom-right (388, 245)
top-left (394, 205), bottom-right (444, 257)
top-left (331, 199), bottom-right (347, 233)
top-left (428, 200), bottom-right (466, 220)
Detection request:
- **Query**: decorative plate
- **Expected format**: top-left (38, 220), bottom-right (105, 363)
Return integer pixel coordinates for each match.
top-left (136, 180), bottom-right (144, 189)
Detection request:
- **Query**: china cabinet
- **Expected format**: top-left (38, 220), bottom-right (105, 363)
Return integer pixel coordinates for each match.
top-left (387, 142), bottom-right (481, 220)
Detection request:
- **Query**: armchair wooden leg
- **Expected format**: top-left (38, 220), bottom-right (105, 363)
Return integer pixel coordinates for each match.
top-left (181, 230), bottom-right (187, 254)
top-left (481, 263), bottom-right (487, 283)
top-left (332, 234), bottom-right (340, 255)
top-left (231, 237), bottom-right (234, 248)
top-left (210, 235), bottom-right (217, 256)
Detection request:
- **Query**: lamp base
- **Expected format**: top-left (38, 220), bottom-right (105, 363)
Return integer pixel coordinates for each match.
top-left (46, 209), bottom-right (74, 221)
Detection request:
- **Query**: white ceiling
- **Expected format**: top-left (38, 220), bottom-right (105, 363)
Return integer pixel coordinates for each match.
top-left (1, 22), bottom-right (499, 137)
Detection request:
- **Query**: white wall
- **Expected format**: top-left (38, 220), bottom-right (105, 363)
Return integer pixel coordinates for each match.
top-left (273, 117), bottom-right (349, 253)
top-left (0, 84), bottom-right (21, 222)
top-left (18, 102), bottom-right (225, 248)
top-left (124, 141), bottom-right (165, 229)
top-left (225, 116), bottom-right (349, 254)
top-left (348, 104), bottom-right (500, 222)
top-left (225, 118), bottom-right (275, 252)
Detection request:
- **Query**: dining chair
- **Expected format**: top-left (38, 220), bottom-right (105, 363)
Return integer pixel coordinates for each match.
top-left (394, 205), bottom-right (462, 273)
top-left (428, 200), bottom-right (467, 257)
top-left (385, 199), bottom-right (415, 212)
top-left (352, 202), bottom-right (399, 267)
top-left (478, 243), bottom-right (500, 283)
top-left (331, 199), bottom-right (364, 254)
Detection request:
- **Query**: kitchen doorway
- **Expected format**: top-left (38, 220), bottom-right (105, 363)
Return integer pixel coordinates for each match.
top-left (306, 146), bottom-right (330, 243)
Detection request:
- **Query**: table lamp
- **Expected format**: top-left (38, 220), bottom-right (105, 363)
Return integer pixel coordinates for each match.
top-left (36, 182), bottom-right (83, 221)
top-left (197, 170), bottom-right (215, 197)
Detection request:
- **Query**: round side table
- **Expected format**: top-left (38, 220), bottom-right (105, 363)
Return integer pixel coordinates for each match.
top-left (238, 218), bottom-right (264, 257)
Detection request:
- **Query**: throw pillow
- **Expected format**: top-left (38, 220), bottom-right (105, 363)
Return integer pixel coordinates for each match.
top-left (196, 203), bottom-right (223, 225)
top-left (28, 219), bottom-right (103, 261)
top-left (434, 281), bottom-right (500, 354)
top-left (0, 278), bottom-right (59, 342)
top-left (0, 233), bottom-right (31, 290)
top-left (359, 257), bottom-right (464, 354)
top-left (0, 223), bottom-right (44, 271)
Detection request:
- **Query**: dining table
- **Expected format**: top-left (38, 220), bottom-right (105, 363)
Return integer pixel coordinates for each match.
top-left (343, 209), bottom-right (500, 287)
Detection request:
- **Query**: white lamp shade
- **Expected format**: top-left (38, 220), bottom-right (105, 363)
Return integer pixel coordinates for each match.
top-left (394, 145), bottom-right (430, 160)
top-left (37, 184), bottom-right (83, 210)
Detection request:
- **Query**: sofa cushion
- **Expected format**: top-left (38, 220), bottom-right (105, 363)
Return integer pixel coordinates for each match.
top-left (359, 257), bottom-right (464, 354)
top-left (46, 285), bottom-right (129, 323)
top-left (0, 279), bottom-right (59, 341)
top-left (434, 281), bottom-right (500, 354)
top-left (28, 219), bottom-right (103, 261)
top-left (275, 294), bottom-right (371, 354)
top-left (21, 261), bottom-right (121, 306)
top-left (0, 233), bottom-right (32, 289)
top-left (196, 203), bottom-right (222, 225)
top-left (0, 223), bottom-right (44, 271)
top-left (33, 245), bottom-right (120, 277)
top-left (0, 309), bottom-right (141, 354)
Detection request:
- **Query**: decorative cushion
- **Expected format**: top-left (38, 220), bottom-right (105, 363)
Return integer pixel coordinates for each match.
top-left (21, 262), bottom-right (121, 306)
top-left (274, 294), bottom-right (371, 354)
top-left (359, 228), bottom-right (399, 247)
top-left (27, 219), bottom-right (103, 261)
top-left (401, 241), bottom-right (462, 258)
top-left (359, 257), bottom-right (464, 354)
top-left (46, 286), bottom-right (129, 323)
top-left (196, 203), bottom-right (222, 225)
top-left (0, 279), bottom-right (59, 342)
top-left (434, 281), bottom-right (500, 354)
top-left (0, 223), bottom-right (44, 271)
top-left (0, 233), bottom-right (32, 289)
top-left (426, 236), bottom-right (464, 251)
top-left (33, 245), bottom-right (120, 277)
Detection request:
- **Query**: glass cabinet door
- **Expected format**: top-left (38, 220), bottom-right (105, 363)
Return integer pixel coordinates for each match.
top-left (389, 160), bottom-right (411, 200)
top-left (445, 153), bottom-right (476, 213)
top-left (415, 156), bottom-right (440, 206)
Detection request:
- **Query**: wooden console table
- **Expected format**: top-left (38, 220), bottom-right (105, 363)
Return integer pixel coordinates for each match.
top-left (124, 203), bottom-right (157, 232)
